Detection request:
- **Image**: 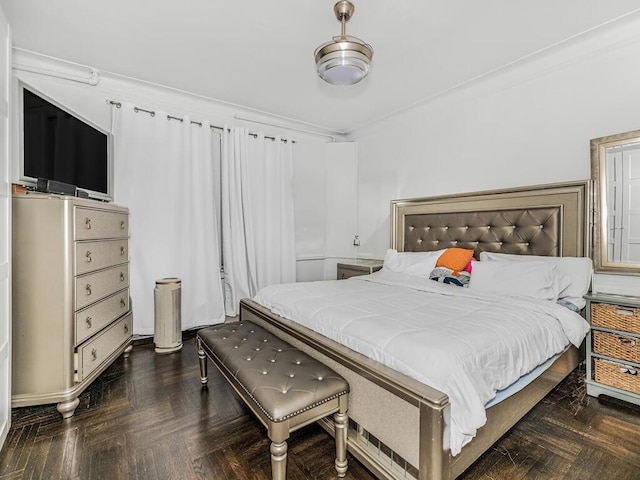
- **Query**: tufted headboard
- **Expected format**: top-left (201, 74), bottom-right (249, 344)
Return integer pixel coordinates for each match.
top-left (390, 181), bottom-right (590, 258)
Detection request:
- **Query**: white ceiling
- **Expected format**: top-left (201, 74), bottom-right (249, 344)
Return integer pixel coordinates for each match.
top-left (2, 0), bottom-right (640, 134)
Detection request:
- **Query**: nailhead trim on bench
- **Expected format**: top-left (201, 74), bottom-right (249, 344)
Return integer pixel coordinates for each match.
top-left (197, 322), bottom-right (349, 423)
top-left (245, 386), bottom-right (348, 423)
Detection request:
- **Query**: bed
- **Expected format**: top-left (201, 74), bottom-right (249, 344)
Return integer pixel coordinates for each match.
top-left (239, 180), bottom-right (591, 480)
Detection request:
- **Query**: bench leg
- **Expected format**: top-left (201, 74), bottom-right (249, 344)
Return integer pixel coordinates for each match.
top-left (270, 440), bottom-right (288, 480)
top-left (196, 337), bottom-right (208, 386)
top-left (334, 408), bottom-right (349, 477)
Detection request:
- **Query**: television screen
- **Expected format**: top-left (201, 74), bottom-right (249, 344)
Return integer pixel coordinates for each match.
top-left (21, 86), bottom-right (112, 200)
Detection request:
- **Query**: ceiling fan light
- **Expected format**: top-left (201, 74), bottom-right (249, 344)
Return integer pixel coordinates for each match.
top-left (317, 56), bottom-right (370, 86)
top-left (315, 1), bottom-right (373, 86)
top-left (315, 44), bottom-right (372, 85)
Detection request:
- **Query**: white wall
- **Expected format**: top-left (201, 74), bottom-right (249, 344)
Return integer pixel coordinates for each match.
top-left (293, 137), bottom-right (329, 281)
top-left (351, 16), bottom-right (640, 295)
top-left (10, 50), bottom-right (333, 282)
top-left (0, 4), bottom-right (11, 451)
top-left (295, 142), bottom-right (361, 281)
top-left (323, 142), bottom-right (360, 279)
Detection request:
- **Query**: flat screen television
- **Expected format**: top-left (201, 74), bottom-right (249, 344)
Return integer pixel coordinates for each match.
top-left (18, 84), bottom-right (113, 201)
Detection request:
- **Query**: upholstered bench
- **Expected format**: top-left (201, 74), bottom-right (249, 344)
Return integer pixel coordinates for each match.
top-left (196, 321), bottom-right (349, 480)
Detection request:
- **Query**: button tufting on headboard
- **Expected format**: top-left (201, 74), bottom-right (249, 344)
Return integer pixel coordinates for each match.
top-left (403, 207), bottom-right (561, 258)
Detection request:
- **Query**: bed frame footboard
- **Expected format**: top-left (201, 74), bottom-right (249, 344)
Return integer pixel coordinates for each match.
top-left (240, 299), bottom-right (580, 480)
top-left (241, 299), bottom-right (455, 480)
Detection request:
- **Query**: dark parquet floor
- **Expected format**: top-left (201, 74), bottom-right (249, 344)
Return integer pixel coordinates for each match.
top-left (2, 334), bottom-right (640, 480)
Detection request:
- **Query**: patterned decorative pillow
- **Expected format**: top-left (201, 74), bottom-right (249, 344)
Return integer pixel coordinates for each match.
top-left (429, 267), bottom-right (471, 287)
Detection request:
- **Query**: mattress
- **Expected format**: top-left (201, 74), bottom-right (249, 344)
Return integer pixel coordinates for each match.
top-left (253, 270), bottom-right (589, 456)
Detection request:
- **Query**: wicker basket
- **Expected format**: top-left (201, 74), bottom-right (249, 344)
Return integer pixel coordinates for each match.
top-left (591, 303), bottom-right (640, 335)
top-left (594, 358), bottom-right (640, 395)
top-left (593, 330), bottom-right (640, 364)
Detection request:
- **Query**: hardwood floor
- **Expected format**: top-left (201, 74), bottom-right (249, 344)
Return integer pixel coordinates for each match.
top-left (2, 335), bottom-right (640, 479)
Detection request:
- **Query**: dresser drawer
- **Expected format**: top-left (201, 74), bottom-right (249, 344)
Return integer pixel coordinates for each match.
top-left (591, 303), bottom-right (640, 334)
top-left (75, 239), bottom-right (128, 275)
top-left (593, 330), bottom-right (640, 364)
top-left (74, 207), bottom-right (129, 240)
top-left (75, 288), bottom-right (130, 345)
top-left (76, 313), bottom-right (132, 381)
top-left (75, 264), bottom-right (129, 310)
top-left (594, 358), bottom-right (640, 396)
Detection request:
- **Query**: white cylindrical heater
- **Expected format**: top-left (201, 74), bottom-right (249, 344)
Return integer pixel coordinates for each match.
top-left (154, 278), bottom-right (183, 354)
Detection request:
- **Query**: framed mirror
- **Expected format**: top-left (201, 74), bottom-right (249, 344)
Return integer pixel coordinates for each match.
top-left (591, 129), bottom-right (640, 275)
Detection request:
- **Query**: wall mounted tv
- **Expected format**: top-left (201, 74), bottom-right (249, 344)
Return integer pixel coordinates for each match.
top-left (19, 84), bottom-right (113, 201)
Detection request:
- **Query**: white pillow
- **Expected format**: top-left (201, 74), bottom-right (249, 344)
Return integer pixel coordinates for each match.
top-left (383, 248), bottom-right (446, 276)
top-left (479, 252), bottom-right (592, 309)
top-left (469, 260), bottom-right (565, 301)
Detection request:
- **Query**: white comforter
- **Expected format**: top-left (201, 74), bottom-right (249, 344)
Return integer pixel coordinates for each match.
top-left (253, 270), bottom-right (589, 456)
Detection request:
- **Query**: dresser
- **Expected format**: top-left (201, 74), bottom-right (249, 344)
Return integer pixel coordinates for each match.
top-left (585, 293), bottom-right (640, 406)
top-left (12, 193), bottom-right (133, 418)
top-left (336, 259), bottom-right (383, 279)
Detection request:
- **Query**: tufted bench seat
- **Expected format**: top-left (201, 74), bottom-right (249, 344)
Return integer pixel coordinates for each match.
top-left (196, 321), bottom-right (349, 480)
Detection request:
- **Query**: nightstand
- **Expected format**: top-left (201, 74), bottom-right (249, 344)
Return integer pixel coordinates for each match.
top-left (585, 293), bottom-right (640, 406)
top-left (336, 259), bottom-right (383, 280)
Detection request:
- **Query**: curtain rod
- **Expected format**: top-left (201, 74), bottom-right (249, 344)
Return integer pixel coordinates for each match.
top-left (106, 100), bottom-right (295, 144)
top-left (234, 114), bottom-right (336, 141)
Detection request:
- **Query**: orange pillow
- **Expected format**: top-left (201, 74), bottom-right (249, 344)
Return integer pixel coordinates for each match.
top-left (436, 248), bottom-right (474, 275)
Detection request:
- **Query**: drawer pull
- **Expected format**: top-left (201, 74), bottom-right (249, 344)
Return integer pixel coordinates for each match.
top-left (85, 250), bottom-right (92, 263)
top-left (620, 366), bottom-right (638, 376)
top-left (120, 220), bottom-right (126, 230)
top-left (120, 271), bottom-right (125, 282)
top-left (85, 217), bottom-right (91, 230)
top-left (120, 298), bottom-right (126, 308)
top-left (617, 336), bottom-right (637, 346)
top-left (85, 284), bottom-right (92, 296)
top-left (616, 308), bottom-right (634, 316)
top-left (120, 246), bottom-right (126, 256)
top-left (91, 349), bottom-right (97, 361)
top-left (124, 324), bottom-right (129, 334)
top-left (86, 317), bottom-right (92, 329)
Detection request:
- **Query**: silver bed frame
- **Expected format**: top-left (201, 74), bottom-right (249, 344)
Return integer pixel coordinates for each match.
top-left (240, 180), bottom-right (591, 480)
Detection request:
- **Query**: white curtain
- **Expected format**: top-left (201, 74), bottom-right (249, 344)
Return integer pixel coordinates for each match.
top-left (221, 128), bottom-right (296, 315)
top-left (112, 103), bottom-right (225, 334)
